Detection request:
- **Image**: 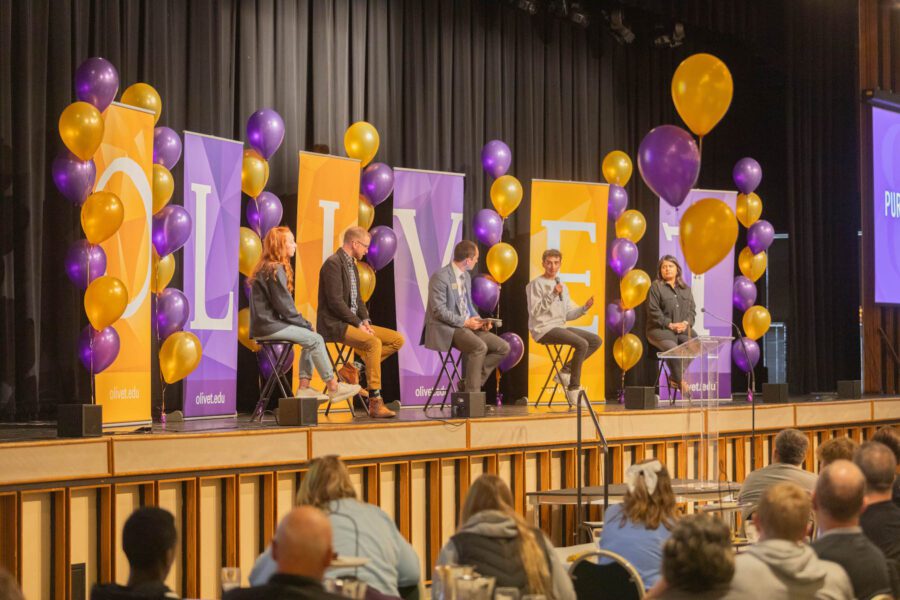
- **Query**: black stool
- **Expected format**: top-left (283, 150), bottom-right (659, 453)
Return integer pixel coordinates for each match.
top-left (534, 343), bottom-right (574, 407)
top-left (251, 340), bottom-right (294, 421)
top-left (322, 342), bottom-right (367, 416)
top-left (423, 349), bottom-right (463, 411)
top-left (654, 359), bottom-right (681, 404)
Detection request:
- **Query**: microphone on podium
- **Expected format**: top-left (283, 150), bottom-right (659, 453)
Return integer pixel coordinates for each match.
top-left (700, 307), bottom-right (756, 401)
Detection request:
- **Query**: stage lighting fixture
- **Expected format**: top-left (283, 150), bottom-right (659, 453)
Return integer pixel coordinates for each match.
top-left (547, 0), bottom-right (569, 18)
top-left (654, 22), bottom-right (685, 48)
top-left (605, 8), bottom-right (635, 44)
top-left (516, 0), bottom-right (539, 15)
top-left (569, 2), bottom-right (590, 27)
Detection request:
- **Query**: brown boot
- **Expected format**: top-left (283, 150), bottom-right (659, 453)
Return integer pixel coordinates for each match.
top-left (368, 396), bottom-right (396, 418)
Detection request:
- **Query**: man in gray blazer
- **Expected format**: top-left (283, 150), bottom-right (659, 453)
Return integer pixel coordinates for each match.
top-left (424, 240), bottom-right (509, 394)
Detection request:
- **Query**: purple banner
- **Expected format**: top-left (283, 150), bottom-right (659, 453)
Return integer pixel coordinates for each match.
top-left (658, 189), bottom-right (737, 400)
top-left (392, 169), bottom-right (465, 404)
top-left (182, 132), bottom-right (243, 417)
top-left (872, 106), bottom-right (900, 304)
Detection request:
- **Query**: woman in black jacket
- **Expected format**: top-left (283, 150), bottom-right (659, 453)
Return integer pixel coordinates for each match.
top-left (646, 255), bottom-right (696, 395)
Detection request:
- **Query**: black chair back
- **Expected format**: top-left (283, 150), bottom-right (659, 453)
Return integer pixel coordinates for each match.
top-left (569, 550), bottom-right (644, 600)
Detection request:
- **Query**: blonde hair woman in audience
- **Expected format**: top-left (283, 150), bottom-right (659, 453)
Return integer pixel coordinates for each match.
top-left (434, 474), bottom-right (575, 600)
top-left (250, 456), bottom-right (420, 597)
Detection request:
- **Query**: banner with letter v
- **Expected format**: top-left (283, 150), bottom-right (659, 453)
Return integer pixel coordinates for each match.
top-left (392, 168), bottom-right (464, 405)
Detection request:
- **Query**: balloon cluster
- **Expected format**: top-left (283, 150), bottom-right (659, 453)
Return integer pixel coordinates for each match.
top-left (475, 140), bottom-right (524, 375)
top-left (731, 158), bottom-right (772, 374)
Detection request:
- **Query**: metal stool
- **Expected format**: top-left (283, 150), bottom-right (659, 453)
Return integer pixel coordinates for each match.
top-left (321, 342), bottom-right (367, 416)
top-left (251, 340), bottom-right (294, 421)
top-left (534, 343), bottom-right (574, 407)
top-left (654, 359), bottom-right (681, 404)
top-left (422, 349), bottom-right (463, 411)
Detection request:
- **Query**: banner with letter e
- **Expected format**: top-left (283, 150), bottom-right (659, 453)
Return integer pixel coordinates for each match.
top-left (93, 102), bottom-right (154, 425)
top-left (392, 168), bottom-right (464, 404)
top-left (528, 180), bottom-right (608, 403)
top-left (182, 132), bottom-right (243, 417)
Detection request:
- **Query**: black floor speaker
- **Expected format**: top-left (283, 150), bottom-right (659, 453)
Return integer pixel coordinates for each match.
top-left (624, 387), bottom-right (657, 410)
top-left (763, 383), bottom-right (789, 404)
top-left (451, 392), bottom-right (485, 418)
top-left (57, 404), bottom-right (102, 438)
top-left (837, 380), bottom-right (862, 399)
top-left (278, 397), bottom-right (318, 426)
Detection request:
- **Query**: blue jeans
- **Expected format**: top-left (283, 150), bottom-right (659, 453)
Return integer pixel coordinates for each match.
top-left (256, 326), bottom-right (334, 382)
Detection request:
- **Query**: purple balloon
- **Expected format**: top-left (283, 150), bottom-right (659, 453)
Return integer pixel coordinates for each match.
top-left (609, 238), bottom-right (639, 278)
top-left (246, 108), bottom-right (285, 159)
top-left (152, 205), bottom-right (193, 258)
top-left (637, 125), bottom-right (701, 209)
top-left (74, 57), bottom-right (119, 112)
top-left (473, 209), bottom-right (503, 247)
top-left (747, 219), bottom-right (775, 255)
top-left (156, 288), bottom-right (190, 340)
top-left (52, 152), bottom-right (96, 206)
top-left (608, 184), bottom-right (628, 220)
top-left (360, 162), bottom-right (395, 206)
top-left (733, 157), bottom-right (762, 195)
top-left (153, 127), bottom-right (183, 170)
top-left (366, 225), bottom-right (398, 271)
top-left (732, 277), bottom-right (757, 312)
top-left (65, 240), bottom-right (106, 289)
top-left (481, 140), bottom-right (512, 179)
top-left (606, 302), bottom-right (636, 334)
top-left (732, 337), bottom-right (760, 373)
top-left (247, 192), bottom-right (284, 238)
top-left (498, 332), bottom-right (525, 373)
top-left (471, 275), bottom-right (501, 313)
top-left (258, 344), bottom-right (294, 380)
top-left (78, 325), bottom-right (120, 373)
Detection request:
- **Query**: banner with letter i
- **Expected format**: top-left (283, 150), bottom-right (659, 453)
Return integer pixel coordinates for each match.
top-left (182, 132), bottom-right (243, 417)
top-left (392, 169), bottom-right (465, 404)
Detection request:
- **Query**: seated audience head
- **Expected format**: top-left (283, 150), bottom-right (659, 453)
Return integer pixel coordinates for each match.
top-left (0, 568), bottom-right (23, 600)
top-left (249, 226), bottom-right (296, 291)
top-left (460, 474), bottom-right (550, 596)
top-left (122, 507), bottom-right (178, 582)
top-left (773, 428), bottom-right (808, 466)
top-left (813, 459), bottom-right (866, 528)
top-left (854, 441), bottom-right (897, 497)
top-left (342, 226), bottom-right (371, 260)
top-left (754, 482), bottom-right (812, 541)
top-left (620, 459), bottom-right (678, 530)
top-left (871, 425), bottom-right (900, 466)
top-left (817, 436), bottom-right (859, 469)
top-left (272, 506), bottom-right (334, 581)
top-left (296, 455), bottom-right (357, 510)
top-left (452, 240), bottom-right (478, 269)
top-left (661, 514), bottom-right (735, 593)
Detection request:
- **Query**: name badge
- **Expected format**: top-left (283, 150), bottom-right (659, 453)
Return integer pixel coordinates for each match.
top-left (451, 283), bottom-right (458, 290)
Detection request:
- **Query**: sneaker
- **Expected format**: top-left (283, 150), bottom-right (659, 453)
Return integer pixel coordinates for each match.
top-left (565, 387), bottom-right (583, 408)
top-left (327, 381), bottom-right (362, 402)
top-left (297, 388), bottom-right (321, 398)
top-left (554, 370), bottom-right (571, 388)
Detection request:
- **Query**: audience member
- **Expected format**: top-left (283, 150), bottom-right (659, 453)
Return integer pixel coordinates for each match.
top-left (730, 483), bottom-right (852, 599)
top-left (599, 459), bottom-right (679, 589)
top-left (226, 507), bottom-right (344, 600)
top-left (816, 437), bottom-right (858, 470)
top-left (855, 441), bottom-right (900, 592)
top-left (871, 425), bottom-right (900, 507)
top-left (91, 507), bottom-right (179, 600)
top-left (811, 460), bottom-right (894, 599)
top-left (250, 456), bottom-right (420, 597)
top-left (0, 568), bottom-right (24, 600)
top-left (649, 514), bottom-right (735, 599)
top-left (434, 474), bottom-right (574, 600)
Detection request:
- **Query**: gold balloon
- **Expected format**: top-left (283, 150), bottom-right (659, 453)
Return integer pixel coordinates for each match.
top-left (238, 307), bottom-right (259, 352)
top-left (671, 53), bottom-right (733, 137)
top-left (620, 269), bottom-right (651, 310)
top-left (738, 247), bottom-right (767, 282)
top-left (486, 242), bottom-right (518, 284)
top-left (679, 198), bottom-right (739, 275)
top-left (152, 164), bottom-right (174, 214)
top-left (120, 83), bottom-right (162, 125)
top-left (602, 150), bottom-right (633, 186)
top-left (615, 210), bottom-right (647, 243)
top-left (736, 193), bottom-right (763, 228)
top-left (159, 331), bottom-right (203, 384)
top-left (59, 101), bottom-right (104, 161)
top-left (239, 227), bottom-right (263, 277)
top-left (81, 191), bottom-right (124, 244)
top-left (344, 121), bottom-right (380, 167)
top-left (358, 261), bottom-right (376, 302)
top-left (490, 175), bottom-right (523, 218)
top-left (613, 333), bottom-right (644, 371)
top-left (742, 305), bottom-right (772, 341)
top-left (84, 275), bottom-right (129, 330)
top-left (151, 251), bottom-right (175, 293)
top-left (358, 195), bottom-right (375, 230)
top-left (241, 149), bottom-right (269, 198)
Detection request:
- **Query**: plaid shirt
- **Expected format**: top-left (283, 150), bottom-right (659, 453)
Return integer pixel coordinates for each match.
top-left (339, 249), bottom-right (359, 314)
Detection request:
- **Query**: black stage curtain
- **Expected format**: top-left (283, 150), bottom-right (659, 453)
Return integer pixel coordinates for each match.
top-left (0, 0), bottom-right (859, 419)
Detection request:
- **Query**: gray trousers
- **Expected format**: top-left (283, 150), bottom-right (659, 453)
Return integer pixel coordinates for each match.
top-left (646, 328), bottom-right (694, 383)
top-left (450, 328), bottom-right (510, 392)
top-left (537, 327), bottom-right (602, 388)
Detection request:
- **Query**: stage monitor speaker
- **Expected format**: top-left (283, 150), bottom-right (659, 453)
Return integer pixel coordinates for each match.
top-left (763, 383), bottom-right (789, 404)
top-left (278, 397), bottom-right (318, 426)
top-left (57, 404), bottom-right (102, 438)
top-left (732, 392), bottom-right (750, 403)
top-left (837, 380), bottom-right (862, 399)
top-left (451, 392), bottom-right (485, 418)
top-left (624, 386), bottom-right (657, 410)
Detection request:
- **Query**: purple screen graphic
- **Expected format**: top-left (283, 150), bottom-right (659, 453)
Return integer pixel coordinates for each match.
top-left (872, 106), bottom-right (900, 304)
